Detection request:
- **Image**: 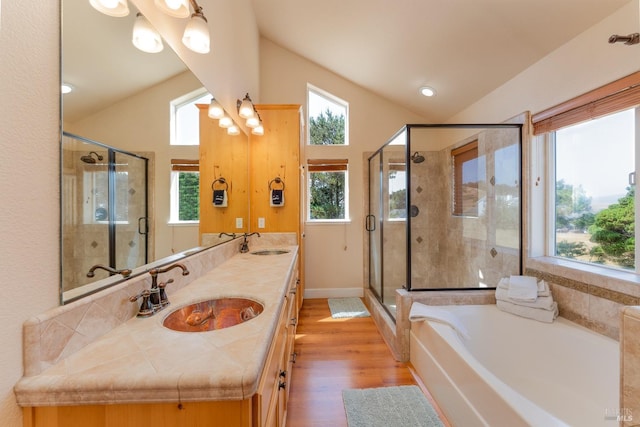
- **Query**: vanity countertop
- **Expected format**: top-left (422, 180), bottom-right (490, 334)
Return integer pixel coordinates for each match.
top-left (14, 246), bottom-right (298, 406)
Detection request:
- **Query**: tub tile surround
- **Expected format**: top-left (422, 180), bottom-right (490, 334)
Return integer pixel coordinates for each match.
top-left (621, 306), bottom-right (640, 426)
top-left (17, 233), bottom-right (297, 405)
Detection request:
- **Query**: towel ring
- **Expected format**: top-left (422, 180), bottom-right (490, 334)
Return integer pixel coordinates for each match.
top-left (269, 177), bottom-right (285, 191)
top-left (211, 177), bottom-right (228, 191)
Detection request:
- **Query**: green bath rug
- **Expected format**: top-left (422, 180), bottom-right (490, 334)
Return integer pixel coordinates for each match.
top-left (342, 385), bottom-right (444, 427)
top-left (328, 297), bottom-right (370, 318)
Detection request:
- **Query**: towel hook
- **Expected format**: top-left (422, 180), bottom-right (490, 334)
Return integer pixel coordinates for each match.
top-left (211, 177), bottom-right (228, 191)
top-left (269, 177), bottom-right (285, 191)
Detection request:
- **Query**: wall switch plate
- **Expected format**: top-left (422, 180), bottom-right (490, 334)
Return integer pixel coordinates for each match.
top-left (258, 217), bottom-right (265, 228)
top-left (236, 218), bottom-right (243, 228)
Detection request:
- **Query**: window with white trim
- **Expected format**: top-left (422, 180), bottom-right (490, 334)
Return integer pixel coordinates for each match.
top-left (169, 159), bottom-right (199, 223)
top-left (307, 84), bottom-right (348, 146)
top-left (533, 72), bottom-right (640, 272)
top-left (170, 88), bottom-right (209, 146)
top-left (307, 159), bottom-right (348, 221)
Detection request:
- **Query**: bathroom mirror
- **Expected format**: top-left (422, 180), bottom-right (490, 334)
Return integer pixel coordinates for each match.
top-left (60, 0), bottom-right (249, 302)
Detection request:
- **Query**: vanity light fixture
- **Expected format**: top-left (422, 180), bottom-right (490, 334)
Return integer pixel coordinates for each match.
top-left (154, 0), bottom-right (190, 18)
top-left (419, 86), bottom-right (436, 97)
top-left (219, 116), bottom-right (233, 128)
top-left (237, 93), bottom-right (255, 119)
top-left (246, 115), bottom-right (260, 128)
top-left (208, 98), bottom-right (225, 119)
top-left (181, 2), bottom-right (210, 54)
top-left (227, 125), bottom-right (240, 136)
top-left (89, 0), bottom-right (130, 17)
top-left (132, 13), bottom-right (164, 53)
top-left (251, 123), bottom-right (264, 136)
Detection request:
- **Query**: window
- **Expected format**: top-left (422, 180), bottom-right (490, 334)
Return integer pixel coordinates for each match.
top-left (170, 88), bottom-right (210, 146)
top-left (532, 72), bottom-right (640, 272)
top-left (388, 163), bottom-right (406, 219)
top-left (307, 159), bottom-right (348, 220)
top-left (307, 84), bottom-right (348, 145)
top-left (170, 159), bottom-right (199, 223)
top-left (452, 140), bottom-right (485, 217)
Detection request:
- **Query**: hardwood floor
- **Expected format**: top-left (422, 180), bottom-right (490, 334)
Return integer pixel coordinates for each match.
top-left (286, 298), bottom-right (449, 427)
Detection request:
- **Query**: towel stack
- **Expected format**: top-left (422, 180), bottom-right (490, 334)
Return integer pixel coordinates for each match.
top-left (495, 275), bottom-right (558, 323)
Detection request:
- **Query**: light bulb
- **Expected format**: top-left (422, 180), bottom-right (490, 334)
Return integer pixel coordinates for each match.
top-left (238, 95), bottom-right (254, 119)
top-left (208, 99), bottom-right (224, 119)
top-left (154, 0), bottom-right (190, 18)
top-left (246, 116), bottom-right (260, 128)
top-left (227, 125), bottom-right (240, 136)
top-left (252, 124), bottom-right (264, 136)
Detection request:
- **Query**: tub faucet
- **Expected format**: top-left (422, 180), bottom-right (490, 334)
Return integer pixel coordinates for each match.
top-left (87, 264), bottom-right (132, 278)
top-left (240, 232), bottom-right (261, 253)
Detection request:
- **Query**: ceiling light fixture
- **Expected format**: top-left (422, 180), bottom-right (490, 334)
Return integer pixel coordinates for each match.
top-left (132, 13), bottom-right (164, 53)
top-left (89, 0), bottom-right (130, 17)
top-left (419, 86), bottom-right (436, 97)
top-left (61, 83), bottom-right (74, 95)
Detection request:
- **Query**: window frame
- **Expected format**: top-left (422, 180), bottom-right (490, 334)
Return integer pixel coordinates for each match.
top-left (451, 140), bottom-right (480, 217)
top-left (169, 159), bottom-right (200, 224)
top-left (306, 83), bottom-right (349, 146)
top-left (170, 87), bottom-right (209, 146)
top-left (306, 159), bottom-right (349, 222)
top-left (533, 72), bottom-right (640, 274)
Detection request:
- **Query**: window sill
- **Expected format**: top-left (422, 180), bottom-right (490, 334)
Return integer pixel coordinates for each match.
top-left (305, 219), bottom-right (352, 225)
top-left (527, 256), bottom-right (640, 297)
top-left (168, 221), bottom-right (199, 226)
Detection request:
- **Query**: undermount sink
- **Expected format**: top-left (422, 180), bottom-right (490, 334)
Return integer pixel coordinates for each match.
top-left (163, 298), bottom-right (264, 332)
top-left (251, 249), bottom-right (290, 255)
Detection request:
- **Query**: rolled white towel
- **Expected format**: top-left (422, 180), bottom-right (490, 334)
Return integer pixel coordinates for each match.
top-left (497, 300), bottom-right (559, 323)
top-left (495, 286), bottom-right (555, 311)
top-left (507, 275), bottom-right (539, 301)
top-left (409, 302), bottom-right (470, 340)
top-left (497, 277), bottom-right (550, 297)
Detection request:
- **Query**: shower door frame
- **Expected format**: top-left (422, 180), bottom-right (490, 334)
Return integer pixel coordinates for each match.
top-left (367, 123), bottom-right (524, 317)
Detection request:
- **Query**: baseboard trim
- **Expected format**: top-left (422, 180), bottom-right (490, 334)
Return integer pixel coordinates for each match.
top-left (304, 287), bottom-right (364, 299)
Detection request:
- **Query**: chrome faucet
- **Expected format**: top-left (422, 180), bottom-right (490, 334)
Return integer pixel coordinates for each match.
top-left (240, 232), bottom-right (261, 253)
top-left (131, 263), bottom-right (189, 317)
top-left (87, 264), bottom-right (132, 278)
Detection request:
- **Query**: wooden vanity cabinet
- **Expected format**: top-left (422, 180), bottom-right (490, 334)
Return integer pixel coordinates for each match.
top-left (253, 261), bottom-right (299, 427)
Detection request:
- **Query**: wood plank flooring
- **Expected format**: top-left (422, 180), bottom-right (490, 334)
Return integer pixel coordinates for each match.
top-left (286, 298), bottom-right (449, 427)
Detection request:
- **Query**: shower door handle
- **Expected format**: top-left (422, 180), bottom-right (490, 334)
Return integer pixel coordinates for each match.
top-left (138, 217), bottom-right (149, 235)
top-left (365, 214), bottom-right (376, 231)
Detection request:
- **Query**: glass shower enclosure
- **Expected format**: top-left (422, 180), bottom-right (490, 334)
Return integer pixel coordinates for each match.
top-left (61, 132), bottom-right (150, 299)
top-left (367, 124), bottom-right (523, 318)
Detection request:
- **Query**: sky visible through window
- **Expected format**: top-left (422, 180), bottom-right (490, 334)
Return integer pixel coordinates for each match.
top-left (556, 109), bottom-right (635, 211)
top-left (308, 90), bottom-right (346, 119)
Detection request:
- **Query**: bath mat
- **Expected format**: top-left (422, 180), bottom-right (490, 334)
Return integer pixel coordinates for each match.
top-left (343, 385), bottom-right (444, 427)
top-left (328, 297), bottom-right (370, 318)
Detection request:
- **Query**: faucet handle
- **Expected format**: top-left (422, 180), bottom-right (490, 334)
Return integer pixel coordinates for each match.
top-left (129, 290), bottom-right (154, 317)
top-left (158, 279), bottom-right (174, 307)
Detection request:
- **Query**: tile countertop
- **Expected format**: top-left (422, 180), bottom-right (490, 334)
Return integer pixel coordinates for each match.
top-left (15, 246), bottom-right (298, 407)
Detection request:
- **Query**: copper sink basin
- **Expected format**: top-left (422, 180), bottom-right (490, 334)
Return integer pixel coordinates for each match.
top-left (163, 298), bottom-right (264, 332)
top-left (251, 249), bottom-right (290, 255)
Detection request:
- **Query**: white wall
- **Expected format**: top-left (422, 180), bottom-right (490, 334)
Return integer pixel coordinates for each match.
top-left (259, 39), bottom-right (426, 296)
top-left (0, 1), bottom-right (61, 425)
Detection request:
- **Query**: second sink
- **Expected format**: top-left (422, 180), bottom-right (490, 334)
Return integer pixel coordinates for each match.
top-left (163, 298), bottom-right (264, 332)
top-left (251, 249), bottom-right (290, 255)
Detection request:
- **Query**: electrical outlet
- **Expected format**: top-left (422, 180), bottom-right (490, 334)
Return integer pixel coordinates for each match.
top-left (236, 218), bottom-right (243, 228)
top-left (258, 217), bottom-right (265, 228)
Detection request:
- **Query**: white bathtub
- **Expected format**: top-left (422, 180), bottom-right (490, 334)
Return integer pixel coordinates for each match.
top-left (409, 305), bottom-right (619, 427)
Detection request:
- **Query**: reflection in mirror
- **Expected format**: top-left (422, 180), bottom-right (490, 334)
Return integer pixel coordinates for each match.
top-left (60, 0), bottom-right (246, 303)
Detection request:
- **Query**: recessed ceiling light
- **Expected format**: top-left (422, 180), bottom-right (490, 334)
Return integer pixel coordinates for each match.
top-left (419, 86), bottom-right (436, 97)
top-left (61, 83), bottom-right (74, 94)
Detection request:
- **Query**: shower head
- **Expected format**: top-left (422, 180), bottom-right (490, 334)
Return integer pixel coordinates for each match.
top-left (81, 151), bottom-right (104, 164)
top-left (411, 152), bottom-right (425, 164)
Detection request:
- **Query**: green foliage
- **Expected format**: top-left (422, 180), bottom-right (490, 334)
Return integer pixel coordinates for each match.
top-left (309, 171), bottom-right (345, 219)
top-left (389, 188), bottom-right (406, 218)
top-left (555, 179), bottom-right (592, 231)
top-left (556, 240), bottom-right (588, 258)
top-left (178, 172), bottom-right (199, 221)
top-left (589, 187), bottom-right (635, 268)
top-left (309, 109), bottom-right (345, 145)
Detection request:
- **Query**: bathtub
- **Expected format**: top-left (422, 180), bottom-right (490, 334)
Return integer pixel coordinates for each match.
top-left (409, 305), bottom-right (619, 427)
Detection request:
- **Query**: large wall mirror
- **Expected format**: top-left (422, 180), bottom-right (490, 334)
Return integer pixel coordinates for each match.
top-left (61, 0), bottom-right (248, 303)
